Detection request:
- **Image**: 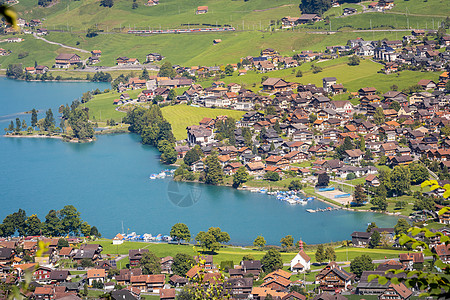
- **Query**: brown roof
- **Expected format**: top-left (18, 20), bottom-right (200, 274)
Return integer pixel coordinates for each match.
top-left (391, 283), bottom-right (413, 299)
top-left (87, 269), bottom-right (105, 279)
top-left (160, 289), bottom-right (176, 299)
top-left (59, 247), bottom-right (73, 256)
top-left (365, 174), bottom-right (378, 182)
top-left (34, 287), bottom-right (53, 295)
top-left (186, 265), bottom-right (201, 278)
top-left (434, 244), bottom-right (450, 257)
top-left (399, 252), bottom-right (424, 263)
top-left (297, 250), bottom-right (311, 262)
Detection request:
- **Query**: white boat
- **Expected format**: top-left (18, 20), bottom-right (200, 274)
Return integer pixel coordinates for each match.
top-left (149, 174), bottom-right (157, 179)
top-left (287, 199), bottom-right (297, 205)
top-left (156, 172), bottom-right (166, 179)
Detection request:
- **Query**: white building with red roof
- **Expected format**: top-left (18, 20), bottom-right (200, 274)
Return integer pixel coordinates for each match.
top-left (290, 240), bottom-right (311, 273)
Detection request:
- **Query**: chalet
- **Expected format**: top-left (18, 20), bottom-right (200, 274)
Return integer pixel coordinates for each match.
top-left (33, 287), bottom-right (55, 300)
top-left (297, 14), bottom-right (321, 24)
top-left (33, 266), bottom-right (53, 283)
top-left (146, 53), bottom-right (164, 62)
top-left (331, 84), bottom-right (345, 94)
top-left (399, 252), bottom-right (424, 270)
top-left (195, 255), bottom-right (214, 269)
top-left (356, 271), bottom-right (391, 295)
top-left (50, 270), bottom-right (71, 283)
top-left (417, 79), bottom-right (436, 90)
top-left (359, 87), bottom-right (377, 97)
top-left (55, 53), bottom-right (81, 68)
top-left (261, 48), bottom-right (277, 57)
top-left (196, 6), bottom-right (208, 14)
top-left (129, 249), bottom-right (149, 267)
top-left (281, 16), bottom-right (301, 27)
top-left (116, 268), bottom-right (143, 285)
top-left (315, 262), bottom-right (354, 292)
top-left (266, 155), bottom-right (289, 170)
top-left (328, 100), bottom-right (353, 114)
top-left (262, 78), bottom-right (291, 93)
top-left (433, 244), bottom-right (450, 263)
top-left (241, 260), bottom-right (262, 277)
top-left (160, 289), bottom-right (176, 300)
top-left (292, 129), bottom-right (313, 143)
top-left (130, 274), bottom-right (165, 292)
top-left (261, 274), bottom-right (291, 292)
top-left (246, 162), bottom-right (265, 176)
top-left (241, 111), bottom-right (265, 127)
top-left (351, 231), bottom-right (371, 246)
top-left (379, 283), bottom-right (412, 300)
top-left (390, 155), bottom-right (413, 166)
top-left (343, 149), bottom-right (364, 164)
top-left (169, 274), bottom-right (188, 287)
top-left (224, 278), bottom-right (253, 299)
top-left (116, 57), bottom-right (130, 66)
top-left (365, 174), bottom-right (380, 187)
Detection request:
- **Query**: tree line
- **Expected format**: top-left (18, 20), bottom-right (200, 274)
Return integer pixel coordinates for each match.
top-left (0, 205), bottom-right (100, 237)
top-left (124, 106), bottom-right (177, 164)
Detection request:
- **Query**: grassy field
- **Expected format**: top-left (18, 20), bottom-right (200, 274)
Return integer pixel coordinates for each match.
top-left (160, 104), bottom-right (245, 140)
top-left (93, 239), bottom-right (407, 267)
top-left (0, 34), bottom-right (89, 68)
top-left (16, 0), bottom-right (298, 31)
top-left (389, 0), bottom-right (450, 17)
top-left (41, 29), bottom-right (413, 67)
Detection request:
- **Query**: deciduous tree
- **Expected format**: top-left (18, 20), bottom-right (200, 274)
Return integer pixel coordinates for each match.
top-left (261, 249), bottom-right (283, 273)
top-left (280, 235), bottom-right (294, 249)
top-left (170, 223), bottom-right (191, 244)
top-left (232, 166), bottom-right (248, 188)
top-left (253, 236), bottom-right (266, 248)
top-left (140, 251), bottom-right (161, 274)
top-left (350, 254), bottom-right (374, 278)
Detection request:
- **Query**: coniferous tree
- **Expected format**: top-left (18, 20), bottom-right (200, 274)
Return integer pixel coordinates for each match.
top-left (205, 153), bottom-right (224, 185)
top-left (353, 184), bottom-right (367, 206)
top-left (315, 244), bottom-right (326, 262)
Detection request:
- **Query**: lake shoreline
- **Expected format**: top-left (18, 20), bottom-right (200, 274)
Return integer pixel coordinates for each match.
top-left (5, 129), bottom-right (407, 220)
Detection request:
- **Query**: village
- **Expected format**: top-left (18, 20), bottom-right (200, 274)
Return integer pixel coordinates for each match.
top-left (0, 217), bottom-right (449, 300)
top-left (1, 0), bottom-right (450, 299)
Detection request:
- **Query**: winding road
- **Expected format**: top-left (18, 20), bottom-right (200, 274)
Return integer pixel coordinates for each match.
top-left (33, 33), bottom-right (90, 53)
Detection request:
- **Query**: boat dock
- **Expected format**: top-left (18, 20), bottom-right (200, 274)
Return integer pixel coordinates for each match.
top-left (306, 207), bottom-right (341, 213)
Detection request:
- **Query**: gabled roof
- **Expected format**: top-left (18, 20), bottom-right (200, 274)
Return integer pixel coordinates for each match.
top-left (87, 269), bottom-right (105, 278)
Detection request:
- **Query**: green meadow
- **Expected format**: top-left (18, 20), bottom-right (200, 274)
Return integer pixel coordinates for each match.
top-left (0, 35), bottom-right (89, 68)
top-left (389, 0), bottom-right (450, 17)
top-left (161, 105), bottom-right (245, 140)
top-left (92, 239), bottom-right (407, 267)
top-left (42, 29), bottom-right (412, 67)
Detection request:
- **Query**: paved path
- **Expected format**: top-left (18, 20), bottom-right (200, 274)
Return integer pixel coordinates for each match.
top-left (33, 33), bottom-right (90, 53)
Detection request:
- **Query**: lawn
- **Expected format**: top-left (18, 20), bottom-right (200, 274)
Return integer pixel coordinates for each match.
top-left (160, 104), bottom-right (245, 140)
top-left (92, 239), bottom-right (407, 266)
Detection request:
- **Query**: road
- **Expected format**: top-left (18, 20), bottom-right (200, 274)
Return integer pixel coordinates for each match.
top-left (33, 33), bottom-right (90, 53)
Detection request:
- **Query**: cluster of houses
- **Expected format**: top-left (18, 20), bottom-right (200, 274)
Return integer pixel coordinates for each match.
top-left (115, 53), bottom-right (164, 66)
top-left (1, 227), bottom-right (449, 300)
top-left (163, 70), bottom-right (450, 186)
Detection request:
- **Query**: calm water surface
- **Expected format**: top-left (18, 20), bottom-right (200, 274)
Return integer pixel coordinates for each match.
top-left (0, 78), bottom-right (398, 245)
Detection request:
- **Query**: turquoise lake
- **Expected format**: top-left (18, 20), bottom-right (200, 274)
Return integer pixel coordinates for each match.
top-left (0, 77), bottom-right (398, 245)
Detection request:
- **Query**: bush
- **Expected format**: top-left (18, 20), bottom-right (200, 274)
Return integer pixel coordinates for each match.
top-left (18, 52), bottom-right (29, 59)
top-left (220, 260), bottom-right (234, 272)
top-left (264, 171), bottom-right (280, 181)
top-left (346, 173), bottom-right (356, 180)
